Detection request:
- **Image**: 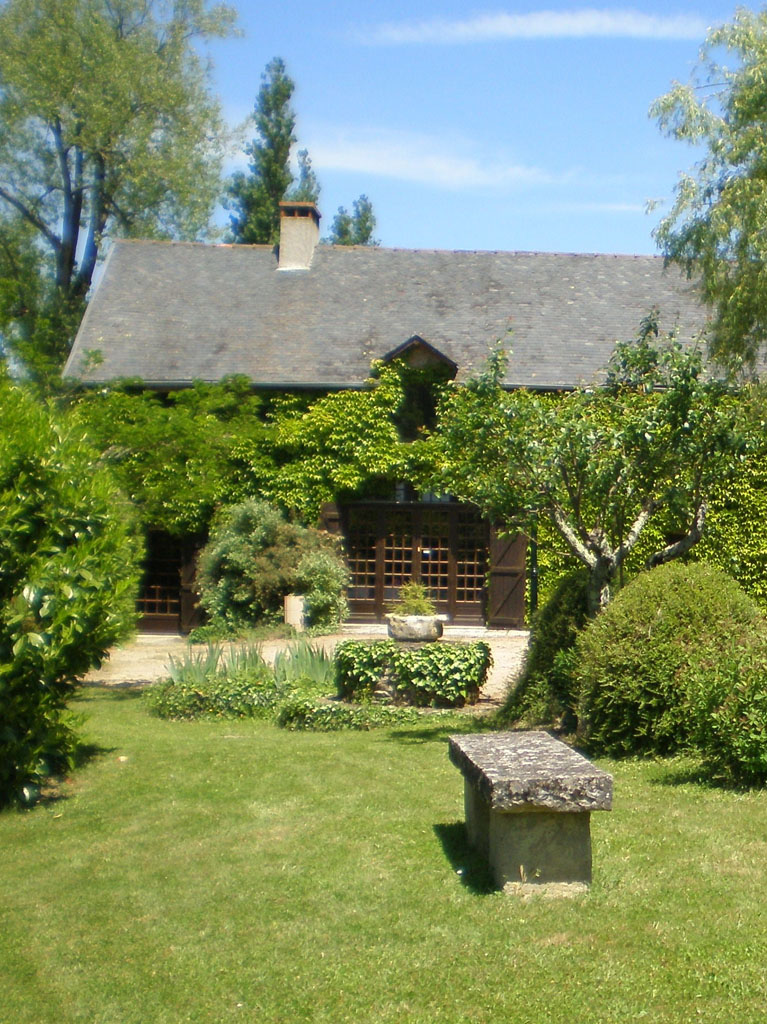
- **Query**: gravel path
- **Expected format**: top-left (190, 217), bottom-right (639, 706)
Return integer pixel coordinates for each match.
top-left (82, 626), bottom-right (529, 710)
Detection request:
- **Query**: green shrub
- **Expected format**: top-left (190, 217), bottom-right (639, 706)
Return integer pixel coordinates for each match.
top-left (334, 639), bottom-right (491, 708)
top-left (293, 548), bottom-right (349, 633)
top-left (195, 499), bottom-right (346, 634)
top-left (0, 377), bottom-right (141, 807)
top-left (388, 580), bottom-right (437, 615)
top-left (501, 569), bottom-right (589, 728)
top-left (146, 643), bottom-right (289, 720)
top-left (686, 639), bottom-right (767, 786)
top-left (576, 562), bottom-right (767, 758)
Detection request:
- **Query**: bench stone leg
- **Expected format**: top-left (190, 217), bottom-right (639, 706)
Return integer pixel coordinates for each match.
top-left (464, 780), bottom-right (592, 895)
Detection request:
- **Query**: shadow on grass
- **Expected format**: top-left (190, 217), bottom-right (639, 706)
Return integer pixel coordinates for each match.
top-left (76, 685), bottom-right (147, 702)
top-left (645, 759), bottom-right (759, 792)
top-left (434, 821), bottom-right (496, 895)
top-left (389, 715), bottom-right (499, 745)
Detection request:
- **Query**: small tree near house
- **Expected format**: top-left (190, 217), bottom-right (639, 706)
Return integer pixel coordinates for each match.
top-left (433, 314), bottom-right (748, 616)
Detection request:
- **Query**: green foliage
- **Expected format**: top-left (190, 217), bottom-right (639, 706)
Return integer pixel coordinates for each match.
top-left (293, 548), bottom-right (349, 633)
top-left (502, 569), bottom-right (589, 728)
top-left (276, 695), bottom-right (422, 731)
top-left (227, 57), bottom-right (302, 245)
top-left (575, 562), bottom-right (766, 758)
top-left (261, 363), bottom-right (412, 520)
top-left (146, 643), bottom-right (288, 720)
top-left (70, 378), bottom-right (274, 536)
top-left (326, 195), bottom-right (379, 246)
top-left (0, 0), bottom-right (236, 378)
top-left (196, 499), bottom-right (345, 634)
top-left (652, 9), bottom-right (767, 367)
top-left (335, 639), bottom-right (491, 708)
top-left (272, 636), bottom-right (335, 689)
top-left (0, 376), bottom-right (141, 806)
top-left (389, 580), bottom-right (437, 616)
top-left (434, 321), bottom-right (747, 616)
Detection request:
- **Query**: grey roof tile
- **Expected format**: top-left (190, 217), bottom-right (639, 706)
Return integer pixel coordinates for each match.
top-left (64, 239), bottom-right (710, 389)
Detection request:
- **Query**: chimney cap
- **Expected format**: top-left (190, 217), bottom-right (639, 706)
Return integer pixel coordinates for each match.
top-left (279, 201), bottom-right (321, 225)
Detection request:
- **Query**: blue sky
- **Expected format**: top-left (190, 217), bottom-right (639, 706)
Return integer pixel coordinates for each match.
top-left (205, 2), bottom-right (740, 254)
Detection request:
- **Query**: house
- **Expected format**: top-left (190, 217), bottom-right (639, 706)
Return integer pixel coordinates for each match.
top-left (64, 202), bottom-right (709, 632)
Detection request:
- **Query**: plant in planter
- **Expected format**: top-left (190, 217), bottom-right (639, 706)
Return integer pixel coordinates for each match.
top-left (386, 580), bottom-right (443, 642)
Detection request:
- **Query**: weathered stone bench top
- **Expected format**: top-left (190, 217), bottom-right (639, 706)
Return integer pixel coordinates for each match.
top-left (448, 731), bottom-right (613, 813)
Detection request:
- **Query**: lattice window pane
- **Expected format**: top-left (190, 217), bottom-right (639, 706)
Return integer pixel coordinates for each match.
top-left (455, 511), bottom-right (487, 604)
top-left (384, 511), bottom-right (413, 601)
top-left (420, 509), bottom-right (450, 601)
top-left (345, 509), bottom-right (377, 600)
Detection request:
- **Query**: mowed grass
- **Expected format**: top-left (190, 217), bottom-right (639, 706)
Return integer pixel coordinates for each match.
top-left (3, 691), bottom-right (767, 1023)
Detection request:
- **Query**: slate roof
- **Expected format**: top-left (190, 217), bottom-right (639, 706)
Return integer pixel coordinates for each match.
top-left (63, 238), bottom-right (710, 389)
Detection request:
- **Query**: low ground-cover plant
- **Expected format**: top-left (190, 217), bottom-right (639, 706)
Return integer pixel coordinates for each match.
top-left (576, 562), bottom-right (767, 783)
top-left (146, 643), bottom-right (290, 720)
top-left (335, 639), bottom-right (491, 708)
top-left (276, 695), bottom-right (423, 731)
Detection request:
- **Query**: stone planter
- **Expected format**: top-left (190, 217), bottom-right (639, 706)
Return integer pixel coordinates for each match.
top-left (386, 614), bottom-right (443, 643)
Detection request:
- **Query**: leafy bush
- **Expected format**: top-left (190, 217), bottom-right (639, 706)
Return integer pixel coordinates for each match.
top-left (146, 643), bottom-right (289, 719)
top-left (335, 639), bottom-right (491, 708)
top-left (0, 377), bottom-right (141, 807)
top-left (293, 548), bottom-right (349, 632)
top-left (195, 499), bottom-right (347, 634)
top-left (576, 562), bottom-right (767, 758)
top-left (501, 569), bottom-right (589, 728)
top-left (686, 639), bottom-right (767, 786)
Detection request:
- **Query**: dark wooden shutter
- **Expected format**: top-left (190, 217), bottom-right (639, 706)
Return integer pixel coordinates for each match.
top-left (486, 528), bottom-right (527, 628)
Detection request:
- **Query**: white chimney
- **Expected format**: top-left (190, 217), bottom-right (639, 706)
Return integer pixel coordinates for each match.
top-left (278, 201), bottom-right (321, 270)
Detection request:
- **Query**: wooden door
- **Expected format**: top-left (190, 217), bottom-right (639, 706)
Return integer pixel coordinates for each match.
top-left (486, 527), bottom-right (527, 628)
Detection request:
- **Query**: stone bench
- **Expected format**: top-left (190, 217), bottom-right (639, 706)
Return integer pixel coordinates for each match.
top-left (448, 731), bottom-right (613, 896)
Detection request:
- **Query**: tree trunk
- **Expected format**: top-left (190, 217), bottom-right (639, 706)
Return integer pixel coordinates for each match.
top-left (585, 559), bottom-right (615, 617)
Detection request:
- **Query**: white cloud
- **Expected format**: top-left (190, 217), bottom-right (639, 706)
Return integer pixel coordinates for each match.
top-left (304, 127), bottom-right (571, 191)
top-left (362, 9), bottom-right (709, 45)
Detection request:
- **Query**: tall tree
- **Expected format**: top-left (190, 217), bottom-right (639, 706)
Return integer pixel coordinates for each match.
top-left (228, 58), bottom-right (378, 248)
top-left (227, 58), bottom-right (315, 245)
top-left (326, 195), bottom-right (379, 247)
top-left (0, 0), bottom-right (236, 380)
top-left (652, 9), bottom-right (767, 368)
top-left (433, 317), bottom-right (746, 616)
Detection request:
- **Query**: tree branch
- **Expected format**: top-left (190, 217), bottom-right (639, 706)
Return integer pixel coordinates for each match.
top-left (646, 501), bottom-right (707, 569)
top-left (550, 505), bottom-right (597, 568)
top-left (0, 186), bottom-right (60, 251)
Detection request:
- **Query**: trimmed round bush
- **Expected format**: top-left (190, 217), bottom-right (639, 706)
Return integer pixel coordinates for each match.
top-left (575, 561), bottom-right (767, 758)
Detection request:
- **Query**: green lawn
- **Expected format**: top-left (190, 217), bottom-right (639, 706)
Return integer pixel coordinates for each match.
top-left (3, 689), bottom-right (767, 1024)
